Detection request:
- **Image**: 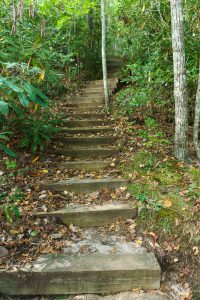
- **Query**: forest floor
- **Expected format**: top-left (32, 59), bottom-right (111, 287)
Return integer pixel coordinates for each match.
top-left (0, 85), bottom-right (200, 300)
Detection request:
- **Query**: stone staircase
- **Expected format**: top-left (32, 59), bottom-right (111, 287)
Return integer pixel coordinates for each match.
top-left (0, 77), bottom-right (165, 299)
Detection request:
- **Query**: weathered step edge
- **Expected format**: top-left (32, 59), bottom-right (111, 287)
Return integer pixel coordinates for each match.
top-left (54, 148), bottom-right (118, 158)
top-left (61, 120), bottom-right (111, 127)
top-left (58, 160), bottom-right (112, 171)
top-left (42, 178), bottom-right (127, 193)
top-left (34, 204), bottom-right (137, 227)
top-left (54, 136), bottom-right (116, 146)
top-left (64, 113), bottom-right (107, 119)
top-left (0, 253), bottom-right (161, 295)
top-left (60, 127), bottom-right (115, 134)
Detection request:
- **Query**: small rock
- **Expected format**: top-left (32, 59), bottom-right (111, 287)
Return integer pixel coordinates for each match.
top-left (0, 246), bottom-right (9, 258)
top-left (50, 233), bottom-right (63, 240)
top-left (115, 224), bottom-right (121, 232)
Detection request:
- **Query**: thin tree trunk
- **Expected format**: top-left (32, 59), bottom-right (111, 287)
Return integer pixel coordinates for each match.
top-left (193, 63), bottom-right (200, 159)
top-left (170, 0), bottom-right (189, 161)
top-left (101, 0), bottom-right (109, 108)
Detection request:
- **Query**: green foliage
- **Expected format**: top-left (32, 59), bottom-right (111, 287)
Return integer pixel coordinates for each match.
top-left (0, 188), bottom-right (24, 223)
top-left (12, 110), bottom-right (60, 153)
top-left (115, 86), bottom-right (149, 115)
top-left (112, 0), bottom-right (199, 118)
top-left (0, 0), bottom-right (102, 157)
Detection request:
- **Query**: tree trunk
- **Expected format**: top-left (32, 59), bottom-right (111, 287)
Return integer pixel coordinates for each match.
top-left (101, 0), bottom-right (109, 108)
top-left (193, 62), bottom-right (200, 159)
top-left (170, 0), bottom-right (189, 161)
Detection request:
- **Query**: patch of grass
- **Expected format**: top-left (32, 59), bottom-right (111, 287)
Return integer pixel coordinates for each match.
top-left (128, 151), bottom-right (157, 174)
top-left (188, 166), bottom-right (200, 186)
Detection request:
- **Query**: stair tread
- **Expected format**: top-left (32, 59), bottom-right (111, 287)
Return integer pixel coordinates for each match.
top-left (37, 203), bottom-right (134, 214)
top-left (0, 252), bottom-right (161, 295)
top-left (58, 160), bottom-right (112, 171)
top-left (34, 203), bottom-right (136, 227)
top-left (45, 178), bottom-right (127, 184)
top-left (43, 178), bottom-right (127, 193)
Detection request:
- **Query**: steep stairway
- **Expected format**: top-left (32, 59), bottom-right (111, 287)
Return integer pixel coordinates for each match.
top-left (0, 76), bottom-right (164, 298)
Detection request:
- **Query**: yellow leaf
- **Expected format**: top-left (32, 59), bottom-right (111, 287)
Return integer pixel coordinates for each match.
top-left (111, 192), bottom-right (116, 199)
top-left (135, 239), bottom-right (142, 245)
top-left (38, 70), bottom-right (45, 83)
top-left (163, 198), bottom-right (172, 208)
top-left (32, 156), bottom-right (40, 163)
top-left (42, 169), bottom-right (48, 174)
top-left (10, 229), bottom-right (19, 235)
top-left (34, 103), bottom-right (38, 112)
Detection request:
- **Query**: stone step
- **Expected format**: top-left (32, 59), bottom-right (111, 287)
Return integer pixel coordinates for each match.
top-left (0, 252), bottom-right (161, 295)
top-left (88, 78), bottom-right (118, 86)
top-left (74, 95), bottom-right (103, 100)
top-left (64, 113), bottom-right (107, 119)
top-left (64, 98), bottom-right (102, 103)
top-left (54, 148), bottom-right (118, 158)
top-left (60, 127), bottom-right (115, 134)
top-left (35, 204), bottom-right (136, 227)
top-left (58, 160), bottom-right (112, 171)
top-left (64, 104), bottom-right (104, 110)
top-left (54, 136), bottom-right (116, 145)
top-left (43, 178), bottom-right (127, 193)
top-left (61, 120), bottom-right (111, 127)
top-left (64, 108), bottom-right (105, 113)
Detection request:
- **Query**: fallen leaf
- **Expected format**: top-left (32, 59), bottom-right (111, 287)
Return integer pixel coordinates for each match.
top-left (192, 246), bottom-right (199, 255)
top-left (40, 246), bottom-right (54, 254)
top-left (32, 156), bottom-right (40, 163)
top-left (42, 169), bottom-right (48, 174)
top-left (163, 198), bottom-right (172, 208)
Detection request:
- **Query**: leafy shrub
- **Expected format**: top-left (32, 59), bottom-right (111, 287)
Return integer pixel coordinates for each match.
top-left (0, 188), bottom-right (24, 223)
top-left (115, 86), bottom-right (149, 116)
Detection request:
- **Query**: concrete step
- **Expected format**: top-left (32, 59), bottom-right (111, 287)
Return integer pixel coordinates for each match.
top-left (0, 252), bottom-right (161, 295)
top-left (43, 178), bottom-right (127, 193)
top-left (73, 95), bottom-right (103, 100)
top-left (64, 113), bottom-right (107, 119)
top-left (64, 108), bottom-right (105, 113)
top-left (54, 148), bottom-right (118, 158)
top-left (58, 160), bottom-right (112, 171)
top-left (54, 136), bottom-right (116, 145)
top-left (61, 120), bottom-right (111, 127)
top-left (88, 78), bottom-right (118, 86)
top-left (63, 98), bottom-right (102, 104)
top-left (60, 127), bottom-right (115, 134)
top-left (35, 204), bottom-right (136, 227)
top-left (67, 293), bottom-right (168, 300)
top-left (64, 103), bottom-right (104, 109)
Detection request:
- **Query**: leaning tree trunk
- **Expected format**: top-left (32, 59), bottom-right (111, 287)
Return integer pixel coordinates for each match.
top-left (101, 0), bottom-right (109, 108)
top-left (170, 0), bottom-right (189, 161)
top-left (193, 62), bottom-right (200, 159)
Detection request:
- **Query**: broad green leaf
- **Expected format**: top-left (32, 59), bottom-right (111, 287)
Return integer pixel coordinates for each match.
top-left (34, 96), bottom-right (48, 108)
top-left (0, 101), bottom-right (9, 115)
top-left (11, 206), bottom-right (20, 219)
top-left (34, 86), bottom-right (49, 101)
top-left (0, 134), bottom-right (9, 141)
top-left (18, 93), bottom-right (30, 107)
top-left (24, 82), bottom-right (36, 101)
top-left (2, 78), bottom-right (23, 93)
top-left (0, 143), bottom-right (16, 157)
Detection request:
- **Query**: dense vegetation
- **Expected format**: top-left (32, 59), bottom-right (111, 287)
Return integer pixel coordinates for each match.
top-left (0, 0), bottom-right (102, 155)
top-left (0, 0), bottom-right (199, 157)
